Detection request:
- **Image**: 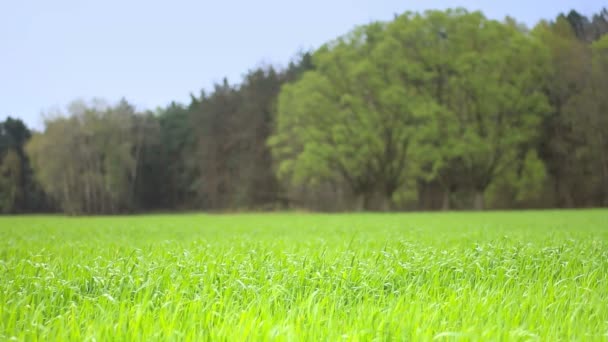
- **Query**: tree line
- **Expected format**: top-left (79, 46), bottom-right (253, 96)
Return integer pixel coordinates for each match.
top-left (1, 8), bottom-right (607, 214)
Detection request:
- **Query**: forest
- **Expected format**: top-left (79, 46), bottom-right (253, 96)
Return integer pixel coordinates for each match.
top-left (1, 8), bottom-right (607, 214)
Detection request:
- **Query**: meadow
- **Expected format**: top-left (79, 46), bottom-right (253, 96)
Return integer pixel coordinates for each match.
top-left (1, 210), bottom-right (607, 341)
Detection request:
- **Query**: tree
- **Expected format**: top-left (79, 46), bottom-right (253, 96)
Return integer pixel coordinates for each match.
top-left (144, 102), bottom-right (196, 209)
top-left (438, 13), bottom-right (549, 209)
top-left (0, 149), bottom-right (22, 213)
top-left (270, 22), bottom-right (425, 210)
top-left (270, 10), bottom-right (550, 210)
top-left (394, 10), bottom-right (550, 210)
top-left (6, 8), bottom-right (606, 213)
top-left (561, 8), bottom-right (608, 42)
top-left (234, 67), bottom-right (284, 208)
top-left (180, 55), bottom-right (314, 211)
top-left (0, 117), bottom-right (47, 213)
top-left (533, 17), bottom-right (599, 207)
top-left (26, 99), bottom-right (154, 214)
top-left (187, 79), bottom-right (243, 209)
top-left (564, 35), bottom-right (608, 205)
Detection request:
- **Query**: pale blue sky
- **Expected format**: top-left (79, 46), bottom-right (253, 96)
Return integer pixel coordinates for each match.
top-left (0, 0), bottom-right (603, 129)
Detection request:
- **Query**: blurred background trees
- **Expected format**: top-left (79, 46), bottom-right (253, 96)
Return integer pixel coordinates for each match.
top-left (25, 99), bottom-right (158, 214)
top-left (0, 117), bottom-right (48, 213)
top-left (2, 8), bottom-right (607, 214)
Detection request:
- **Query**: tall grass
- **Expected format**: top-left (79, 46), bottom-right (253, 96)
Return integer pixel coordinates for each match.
top-left (1, 210), bottom-right (607, 340)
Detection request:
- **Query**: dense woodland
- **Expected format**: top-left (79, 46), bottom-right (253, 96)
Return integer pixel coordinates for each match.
top-left (1, 8), bottom-right (607, 214)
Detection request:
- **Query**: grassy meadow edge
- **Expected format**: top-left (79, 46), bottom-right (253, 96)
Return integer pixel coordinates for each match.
top-left (1, 210), bottom-right (607, 340)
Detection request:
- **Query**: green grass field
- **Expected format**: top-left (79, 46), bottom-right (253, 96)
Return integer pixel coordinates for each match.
top-left (1, 210), bottom-right (607, 341)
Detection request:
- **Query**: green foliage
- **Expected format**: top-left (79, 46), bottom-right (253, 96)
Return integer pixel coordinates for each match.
top-left (25, 99), bottom-right (156, 214)
top-left (271, 21), bottom-right (431, 210)
top-left (0, 149), bottom-right (22, 213)
top-left (271, 9), bottom-right (551, 210)
top-left (185, 60), bottom-right (312, 210)
top-left (533, 16), bottom-right (608, 207)
top-left (152, 102), bottom-right (197, 209)
top-left (1, 211), bottom-right (607, 339)
top-left (515, 150), bottom-right (548, 202)
top-left (3, 8), bottom-right (608, 213)
top-left (0, 117), bottom-right (46, 213)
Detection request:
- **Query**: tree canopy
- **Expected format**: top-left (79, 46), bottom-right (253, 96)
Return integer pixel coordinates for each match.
top-left (2, 8), bottom-right (607, 214)
top-left (270, 10), bottom-right (551, 210)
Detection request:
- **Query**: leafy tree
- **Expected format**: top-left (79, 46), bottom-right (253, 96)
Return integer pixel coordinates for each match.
top-left (151, 102), bottom-right (196, 209)
top-left (181, 55), bottom-right (314, 211)
top-left (0, 149), bottom-right (22, 213)
top-left (235, 67), bottom-right (284, 207)
top-left (188, 79), bottom-right (243, 209)
top-left (271, 10), bottom-right (550, 210)
top-left (4, 8), bottom-right (606, 213)
top-left (0, 117), bottom-right (47, 213)
top-left (270, 22), bottom-right (424, 210)
top-left (26, 99), bottom-right (154, 214)
top-left (561, 8), bottom-right (608, 42)
top-left (533, 18), bottom-right (596, 206)
top-left (565, 35), bottom-right (608, 205)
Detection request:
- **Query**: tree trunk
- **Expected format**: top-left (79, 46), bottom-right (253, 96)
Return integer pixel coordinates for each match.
top-left (356, 192), bottom-right (374, 211)
top-left (474, 191), bottom-right (485, 210)
top-left (356, 194), bottom-right (365, 211)
top-left (562, 184), bottom-right (574, 208)
top-left (416, 180), bottom-right (427, 210)
top-left (599, 143), bottom-right (608, 206)
top-left (380, 195), bottom-right (391, 212)
top-left (442, 191), bottom-right (450, 211)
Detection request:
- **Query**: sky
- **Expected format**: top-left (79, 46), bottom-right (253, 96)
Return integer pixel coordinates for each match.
top-left (0, 0), bottom-right (604, 129)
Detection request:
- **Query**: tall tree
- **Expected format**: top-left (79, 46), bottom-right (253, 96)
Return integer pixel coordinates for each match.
top-left (183, 54), bottom-right (314, 211)
top-left (565, 35), bottom-right (608, 205)
top-left (188, 79), bottom-right (243, 209)
top-left (270, 22), bottom-right (421, 210)
top-left (391, 10), bottom-right (550, 210)
top-left (26, 99), bottom-right (155, 214)
top-left (148, 102), bottom-right (196, 209)
top-left (432, 12), bottom-right (549, 209)
top-left (271, 10), bottom-right (549, 210)
top-left (0, 117), bottom-right (47, 213)
top-left (0, 149), bottom-right (22, 213)
top-left (533, 18), bottom-right (596, 207)
top-left (561, 8), bottom-right (608, 42)
top-left (234, 67), bottom-right (284, 207)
